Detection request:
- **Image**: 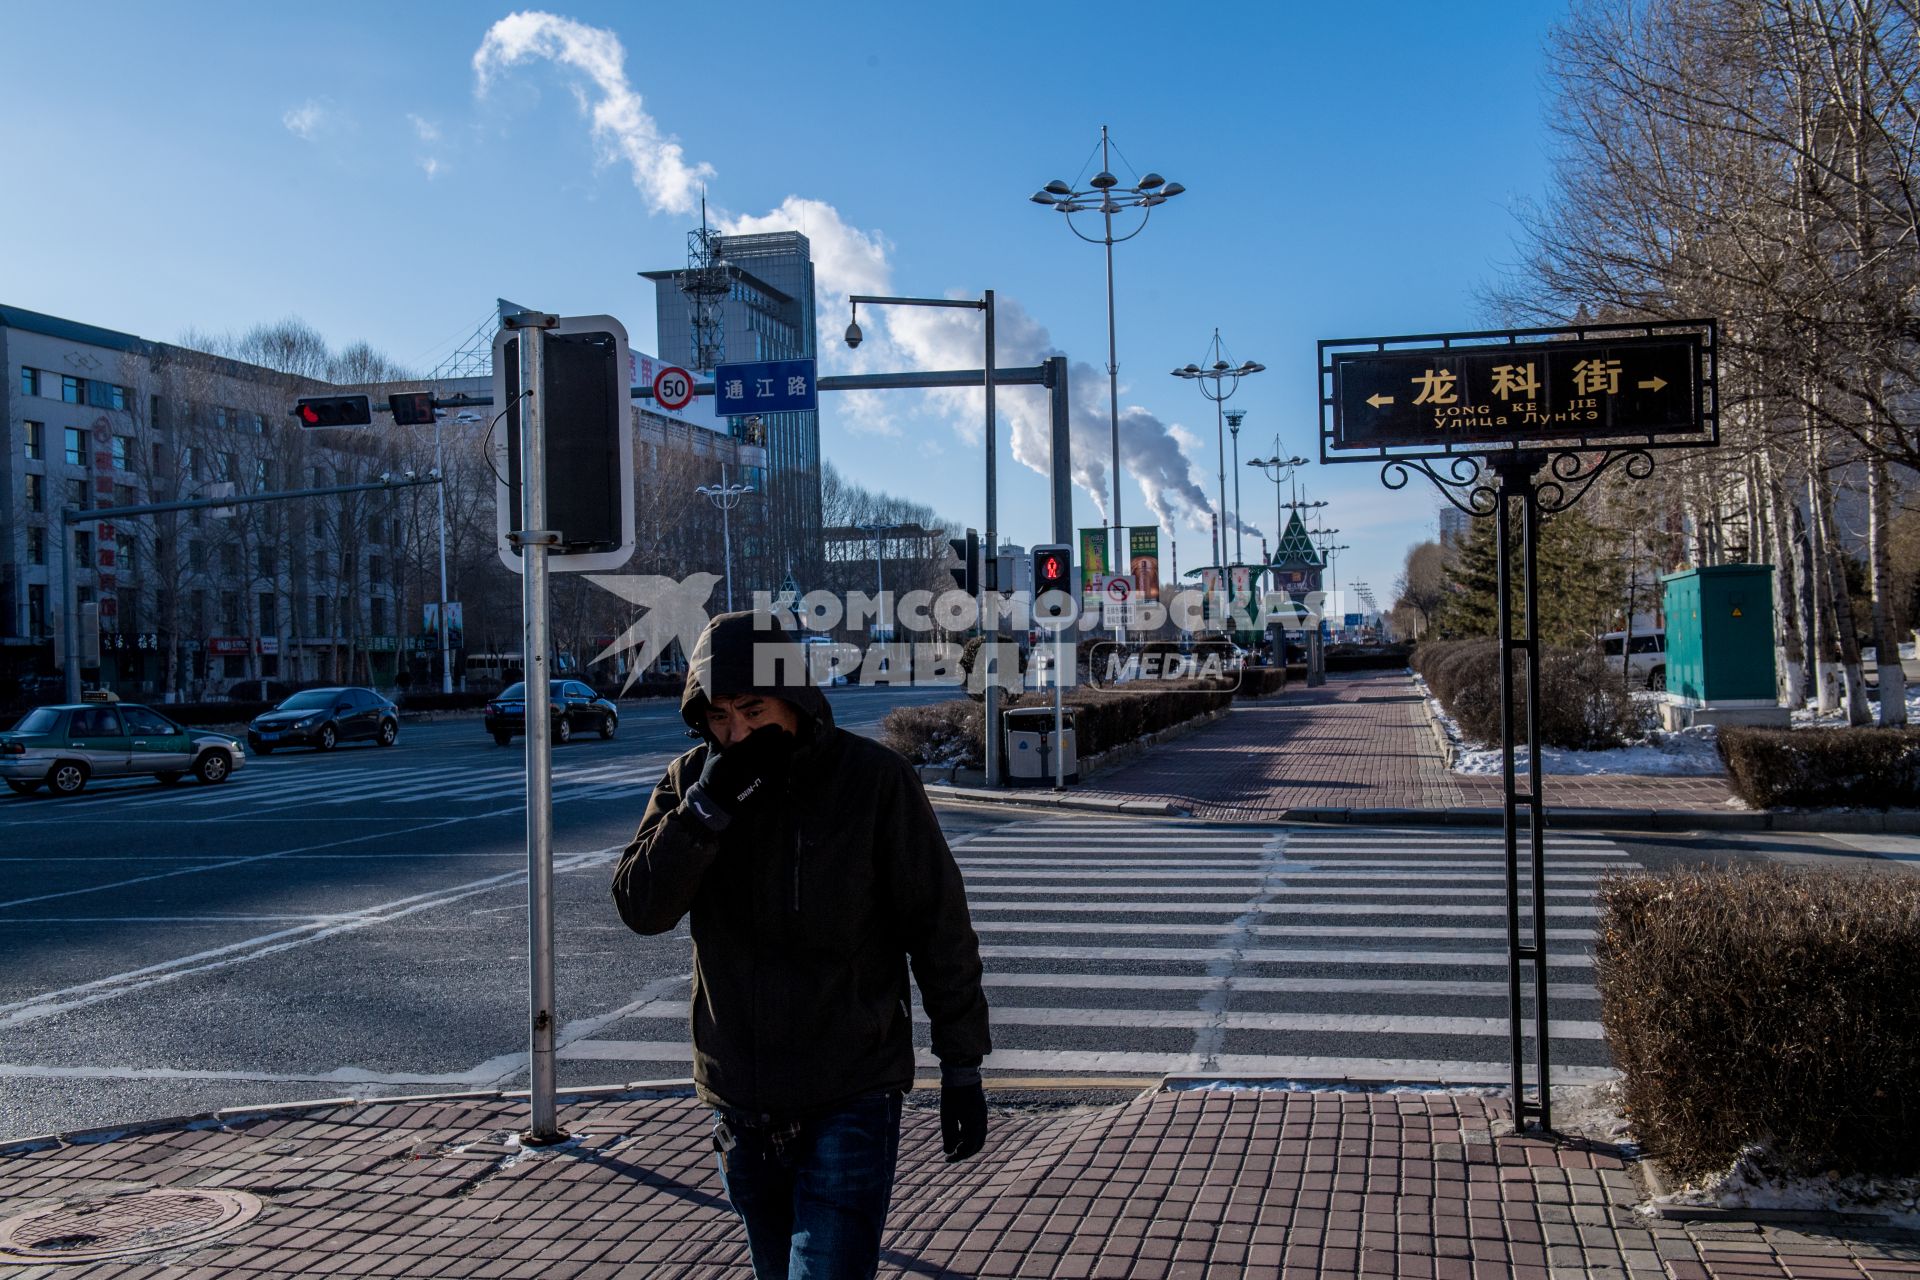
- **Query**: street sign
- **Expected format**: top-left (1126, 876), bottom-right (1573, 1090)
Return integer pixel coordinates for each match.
top-left (652, 365), bottom-right (695, 411)
top-left (713, 358), bottom-right (818, 415)
top-left (1320, 322), bottom-right (1717, 460)
top-left (1103, 575), bottom-right (1135, 605)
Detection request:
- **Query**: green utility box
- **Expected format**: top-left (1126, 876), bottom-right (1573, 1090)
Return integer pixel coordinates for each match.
top-left (1658, 564), bottom-right (1788, 729)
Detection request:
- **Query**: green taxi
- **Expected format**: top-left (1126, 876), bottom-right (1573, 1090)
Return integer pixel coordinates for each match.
top-left (1, 696), bottom-right (245, 797)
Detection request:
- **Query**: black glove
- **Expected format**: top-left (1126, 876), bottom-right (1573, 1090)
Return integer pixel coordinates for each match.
top-left (941, 1080), bottom-right (988, 1162)
top-left (681, 725), bottom-right (795, 832)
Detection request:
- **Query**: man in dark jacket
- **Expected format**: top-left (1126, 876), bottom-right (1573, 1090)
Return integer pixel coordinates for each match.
top-left (612, 609), bottom-right (991, 1279)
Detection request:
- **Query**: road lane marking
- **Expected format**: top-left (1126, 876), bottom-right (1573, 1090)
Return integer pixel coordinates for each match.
top-left (978, 944), bottom-right (1593, 967)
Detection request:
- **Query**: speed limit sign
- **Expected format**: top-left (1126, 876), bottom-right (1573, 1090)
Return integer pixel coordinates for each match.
top-left (653, 365), bottom-right (695, 411)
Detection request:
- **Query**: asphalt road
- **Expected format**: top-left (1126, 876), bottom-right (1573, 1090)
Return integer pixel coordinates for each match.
top-left (2, 693), bottom-right (1915, 1140)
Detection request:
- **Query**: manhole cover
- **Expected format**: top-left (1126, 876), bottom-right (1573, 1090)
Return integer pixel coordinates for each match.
top-left (0, 1188), bottom-right (261, 1262)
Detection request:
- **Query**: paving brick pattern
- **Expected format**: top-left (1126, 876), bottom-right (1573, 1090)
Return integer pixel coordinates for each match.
top-left (1075, 673), bottom-right (1736, 821)
top-left (3, 1089), bottom-right (1914, 1278)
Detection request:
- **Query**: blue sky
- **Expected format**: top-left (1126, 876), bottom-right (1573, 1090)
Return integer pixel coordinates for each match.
top-left (0, 1), bottom-right (1564, 607)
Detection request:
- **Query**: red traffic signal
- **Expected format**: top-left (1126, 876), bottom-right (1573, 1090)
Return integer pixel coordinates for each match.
top-left (292, 395), bottom-right (373, 428)
top-left (1031, 543), bottom-right (1072, 593)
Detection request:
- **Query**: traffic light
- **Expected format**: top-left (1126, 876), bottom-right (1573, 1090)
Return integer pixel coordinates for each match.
top-left (292, 395), bottom-right (373, 428)
top-left (492, 315), bottom-right (636, 573)
top-left (1031, 543), bottom-right (1073, 622)
top-left (948, 528), bottom-right (979, 594)
top-left (389, 391), bottom-right (436, 426)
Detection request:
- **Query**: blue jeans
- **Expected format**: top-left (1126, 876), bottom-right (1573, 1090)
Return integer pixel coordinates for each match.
top-left (713, 1090), bottom-right (903, 1280)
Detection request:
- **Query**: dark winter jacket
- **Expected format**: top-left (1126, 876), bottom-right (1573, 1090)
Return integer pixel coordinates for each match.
top-left (611, 609), bottom-right (991, 1118)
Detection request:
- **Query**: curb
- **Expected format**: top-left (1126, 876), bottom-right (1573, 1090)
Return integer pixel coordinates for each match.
top-left (1271, 805), bottom-right (1920, 833)
top-left (926, 784), bottom-right (1184, 817)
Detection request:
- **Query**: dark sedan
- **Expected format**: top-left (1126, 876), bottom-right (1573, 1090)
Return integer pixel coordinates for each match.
top-left (485, 680), bottom-right (617, 746)
top-left (247, 687), bottom-right (398, 753)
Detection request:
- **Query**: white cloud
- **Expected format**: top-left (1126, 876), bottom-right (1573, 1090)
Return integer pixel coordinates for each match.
top-left (408, 113), bottom-right (441, 143)
top-left (282, 99), bottom-right (337, 141)
top-left (473, 11), bottom-right (712, 215)
top-left (419, 157), bottom-right (443, 180)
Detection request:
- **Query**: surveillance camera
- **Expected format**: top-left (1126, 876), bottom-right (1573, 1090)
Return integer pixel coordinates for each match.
top-left (844, 320), bottom-right (863, 349)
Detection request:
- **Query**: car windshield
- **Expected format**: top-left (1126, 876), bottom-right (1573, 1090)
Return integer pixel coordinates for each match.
top-left (277, 691), bottom-right (336, 711)
top-left (10, 708), bottom-right (61, 735)
top-left (498, 682), bottom-right (568, 700)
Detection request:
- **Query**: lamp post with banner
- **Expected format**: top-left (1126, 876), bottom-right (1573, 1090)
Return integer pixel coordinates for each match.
top-left (1172, 330), bottom-right (1265, 569)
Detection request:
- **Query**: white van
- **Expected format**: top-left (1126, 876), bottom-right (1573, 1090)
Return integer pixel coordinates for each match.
top-left (1600, 629), bottom-right (1666, 690)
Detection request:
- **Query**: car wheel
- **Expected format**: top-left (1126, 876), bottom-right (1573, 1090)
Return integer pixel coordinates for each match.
top-left (599, 713), bottom-right (617, 740)
top-left (195, 751), bottom-right (233, 785)
top-left (554, 716), bottom-right (573, 745)
top-left (155, 772), bottom-right (184, 787)
top-left (47, 761), bottom-right (88, 797)
top-left (1649, 667), bottom-right (1666, 692)
top-left (5, 779), bottom-right (40, 796)
top-left (377, 719), bottom-right (398, 747)
top-left (317, 723), bottom-right (337, 752)
top-left (493, 731), bottom-right (513, 747)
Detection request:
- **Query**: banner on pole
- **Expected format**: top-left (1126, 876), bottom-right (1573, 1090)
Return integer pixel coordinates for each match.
top-left (1128, 527), bottom-right (1161, 601)
top-left (1078, 528), bottom-right (1110, 602)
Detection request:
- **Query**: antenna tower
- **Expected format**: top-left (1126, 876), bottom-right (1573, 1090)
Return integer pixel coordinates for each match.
top-left (680, 196), bottom-right (730, 373)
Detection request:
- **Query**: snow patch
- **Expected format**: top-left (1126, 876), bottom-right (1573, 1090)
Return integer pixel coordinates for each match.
top-left (1413, 674), bottom-right (1727, 777)
top-left (1651, 1143), bottom-right (1920, 1228)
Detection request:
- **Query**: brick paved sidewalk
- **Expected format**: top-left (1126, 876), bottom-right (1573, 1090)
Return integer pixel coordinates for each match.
top-left (1074, 671), bottom-right (1736, 822)
top-left (4, 1087), bottom-right (1915, 1279)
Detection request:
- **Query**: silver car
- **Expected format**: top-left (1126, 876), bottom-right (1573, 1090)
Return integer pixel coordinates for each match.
top-left (1, 701), bottom-right (246, 797)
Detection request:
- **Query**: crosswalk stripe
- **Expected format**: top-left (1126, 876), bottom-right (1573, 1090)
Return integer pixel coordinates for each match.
top-left (608, 998), bottom-right (1607, 1041)
top-left (967, 901), bottom-right (1599, 918)
top-left (979, 944), bottom-right (1593, 967)
top-left (555, 1039), bottom-right (1618, 1085)
top-left (973, 921), bottom-right (1584, 940)
top-left (976, 973), bottom-right (1599, 999)
top-left (963, 885), bottom-right (1594, 899)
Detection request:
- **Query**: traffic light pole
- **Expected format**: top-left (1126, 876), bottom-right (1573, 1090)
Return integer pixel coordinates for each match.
top-left (57, 475), bottom-right (441, 703)
top-left (504, 312), bottom-right (566, 1147)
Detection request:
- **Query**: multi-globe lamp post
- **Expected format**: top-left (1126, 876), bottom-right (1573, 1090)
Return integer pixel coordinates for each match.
top-left (695, 468), bottom-right (756, 614)
top-left (1030, 126), bottom-right (1185, 577)
top-left (1171, 331), bottom-right (1265, 570)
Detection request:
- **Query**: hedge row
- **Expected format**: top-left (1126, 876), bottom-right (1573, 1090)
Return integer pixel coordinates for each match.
top-left (1719, 725), bottom-right (1920, 809)
top-left (1597, 865), bottom-right (1920, 1178)
top-left (1411, 638), bottom-right (1640, 751)
top-left (881, 678), bottom-right (1235, 768)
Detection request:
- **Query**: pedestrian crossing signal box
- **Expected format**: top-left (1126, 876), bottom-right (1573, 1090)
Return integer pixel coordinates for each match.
top-left (1031, 543), bottom-right (1073, 623)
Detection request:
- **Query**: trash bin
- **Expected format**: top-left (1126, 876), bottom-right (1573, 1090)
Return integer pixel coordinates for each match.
top-left (1003, 706), bottom-right (1079, 787)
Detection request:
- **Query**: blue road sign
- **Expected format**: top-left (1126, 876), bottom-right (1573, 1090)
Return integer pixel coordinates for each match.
top-left (713, 358), bottom-right (818, 415)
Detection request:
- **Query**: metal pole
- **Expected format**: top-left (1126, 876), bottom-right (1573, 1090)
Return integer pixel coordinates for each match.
top-left (1047, 356), bottom-right (1073, 545)
top-left (720, 464), bottom-right (735, 614)
top-left (1497, 473), bottom-right (1524, 1125)
top-left (983, 289), bottom-right (1003, 789)
top-left (1101, 127), bottom-right (1122, 543)
top-left (62, 509), bottom-right (80, 702)
top-left (435, 418), bottom-right (453, 695)
top-left (1214, 394), bottom-right (1227, 570)
top-left (1231, 423), bottom-right (1244, 565)
top-left (515, 317), bottom-right (565, 1146)
top-left (1523, 471), bottom-right (1551, 1132)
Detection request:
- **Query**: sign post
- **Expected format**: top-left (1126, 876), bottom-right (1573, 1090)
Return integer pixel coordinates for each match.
top-left (1319, 319), bottom-right (1720, 1134)
top-left (500, 309), bottom-right (567, 1147)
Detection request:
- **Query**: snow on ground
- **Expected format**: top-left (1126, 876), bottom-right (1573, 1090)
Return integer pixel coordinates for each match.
top-left (1413, 674), bottom-right (1727, 777)
top-left (1792, 686), bottom-right (1920, 729)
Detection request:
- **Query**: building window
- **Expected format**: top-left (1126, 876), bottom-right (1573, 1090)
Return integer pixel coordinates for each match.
top-left (64, 478), bottom-right (87, 509)
top-left (213, 406), bottom-right (230, 430)
top-left (254, 459), bottom-right (272, 488)
top-left (191, 589), bottom-right (207, 634)
top-left (258, 593), bottom-right (278, 633)
top-left (257, 546), bottom-right (276, 576)
top-left (245, 412), bottom-right (265, 435)
top-left (75, 530), bottom-right (93, 567)
top-left (23, 421), bottom-right (44, 461)
top-left (88, 381), bottom-right (128, 411)
top-left (20, 367), bottom-right (39, 398)
top-left (314, 595), bottom-right (330, 633)
top-left (220, 592), bottom-right (241, 632)
top-left (27, 526), bottom-right (46, 564)
top-left (370, 597), bottom-right (386, 635)
top-left (189, 541), bottom-right (207, 572)
top-left (114, 483), bottom-right (135, 508)
top-left (111, 436), bottom-right (130, 469)
top-left (65, 428), bottom-right (85, 466)
top-left (118, 534), bottom-right (136, 579)
top-left (221, 543), bottom-right (241, 575)
top-left (368, 554), bottom-right (384, 583)
top-left (61, 375), bottom-right (83, 404)
top-left (215, 452), bottom-right (235, 482)
top-left (180, 446), bottom-right (198, 479)
top-left (27, 585), bottom-right (47, 636)
top-left (25, 474), bottom-right (43, 513)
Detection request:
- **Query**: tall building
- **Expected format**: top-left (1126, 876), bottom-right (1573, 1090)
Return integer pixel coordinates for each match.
top-left (642, 227), bottom-right (822, 595)
top-left (1437, 505), bottom-right (1472, 548)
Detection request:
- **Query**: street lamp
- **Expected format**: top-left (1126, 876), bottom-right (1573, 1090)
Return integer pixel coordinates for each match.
top-left (854, 520), bottom-right (906, 634)
top-left (1245, 448), bottom-right (1310, 567)
top-left (696, 465), bottom-right (756, 614)
top-left (1225, 409), bottom-right (1246, 565)
top-left (1171, 330), bottom-right (1265, 569)
top-left (1031, 126), bottom-right (1185, 567)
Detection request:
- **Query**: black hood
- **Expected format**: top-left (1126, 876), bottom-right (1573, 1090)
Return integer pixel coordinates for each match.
top-left (679, 609), bottom-right (833, 739)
